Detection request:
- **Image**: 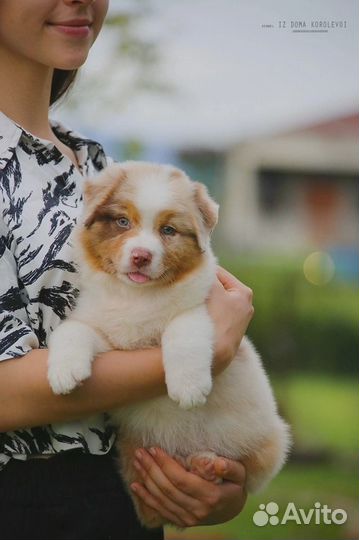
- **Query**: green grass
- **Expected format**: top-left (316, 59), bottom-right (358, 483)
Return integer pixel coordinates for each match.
top-left (273, 375), bottom-right (359, 456)
top-left (164, 374), bottom-right (359, 540)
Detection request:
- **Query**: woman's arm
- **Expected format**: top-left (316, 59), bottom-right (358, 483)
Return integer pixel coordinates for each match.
top-left (0, 323), bottom-right (235, 433)
top-left (0, 347), bottom-right (166, 432)
top-left (0, 266), bottom-right (253, 434)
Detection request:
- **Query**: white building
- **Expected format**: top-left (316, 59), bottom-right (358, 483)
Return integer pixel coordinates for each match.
top-left (221, 114), bottom-right (358, 253)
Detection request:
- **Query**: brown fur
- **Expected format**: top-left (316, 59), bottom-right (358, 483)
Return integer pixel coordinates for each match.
top-left (81, 225), bottom-right (139, 274)
top-left (169, 168), bottom-right (186, 182)
top-left (160, 237), bottom-right (204, 285)
top-left (242, 431), bottom-right (284, 492)
top-left (85, 197), bottom-right (142, 229)
top-left (193, 182), bottom-right (219, 232)
top-left (81, 193), bottom-right (143, 274)
top-left (154, 209), bottom-right (204, 285)
top-left (83, 168), bottom-right (128, 228)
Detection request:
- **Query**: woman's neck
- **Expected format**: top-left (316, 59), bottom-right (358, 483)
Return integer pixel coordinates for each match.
top-left (0, 47), bottom-right (54, 139)
top-left (0, 47), bottom-right (81, 171)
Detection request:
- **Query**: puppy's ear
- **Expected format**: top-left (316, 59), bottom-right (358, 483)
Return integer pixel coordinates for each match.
top-left (193, 182), bottom-right (219, 250)
top-left (83, 164), bottom-right (127, 228)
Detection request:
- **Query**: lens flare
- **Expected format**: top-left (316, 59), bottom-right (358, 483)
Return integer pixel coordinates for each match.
top-left (303, 251), bottom-right (335, 285)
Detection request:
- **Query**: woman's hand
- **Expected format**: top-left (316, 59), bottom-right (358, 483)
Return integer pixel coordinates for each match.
top-left (207, 266), bottom-right (254, 375)
top-left (130, 447), bottom-right (247, 528)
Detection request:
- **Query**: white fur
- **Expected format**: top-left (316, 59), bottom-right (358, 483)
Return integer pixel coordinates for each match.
top-left (48, 320), bottom-right (110, 394)
top-left (162, 304), bottom-right (214, 409)
top-left (134, 173), bottom-right (172, 219)
top-left (47, 163), bottom-right (290, 497)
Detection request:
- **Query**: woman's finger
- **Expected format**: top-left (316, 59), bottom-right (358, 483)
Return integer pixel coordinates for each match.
top-left (134, 448), bottom-right (205, 508)
top-left (216, 266), bottom-right (243, 290)
top-left (133, 458), bottom-right (197, 525)
top-left (216, 266), bottom-right (253, 300)
top-left (130, 482), bottom-right (185, 528)
top-left (214, 458), bottom-right (247, 485)
top-left (147, 447), bottom-right (222, 502)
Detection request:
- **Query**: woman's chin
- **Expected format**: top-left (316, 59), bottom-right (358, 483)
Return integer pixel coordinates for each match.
top-left (53, 53), bottom-right (89, 70)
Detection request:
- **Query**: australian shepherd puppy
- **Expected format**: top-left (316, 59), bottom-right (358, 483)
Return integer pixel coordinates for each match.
top-left (48, 161), bottom-right (290, 528)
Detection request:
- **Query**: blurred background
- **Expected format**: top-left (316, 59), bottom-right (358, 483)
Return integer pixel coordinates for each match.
top-left (55, 1), bottom-right (358, 538)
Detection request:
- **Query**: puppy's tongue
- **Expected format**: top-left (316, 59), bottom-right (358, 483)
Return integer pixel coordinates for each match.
top-left (127, 272), bottom-right (150, 283)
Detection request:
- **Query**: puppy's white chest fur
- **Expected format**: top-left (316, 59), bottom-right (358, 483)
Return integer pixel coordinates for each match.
top-left (77, 260), bottom-right (215, 351)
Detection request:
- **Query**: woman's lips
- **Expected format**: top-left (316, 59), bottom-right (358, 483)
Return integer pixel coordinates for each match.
top-left (47, 21), bottom-right (92, 38)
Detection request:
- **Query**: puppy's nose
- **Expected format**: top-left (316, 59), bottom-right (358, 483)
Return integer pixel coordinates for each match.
top-left (131, 248), bottom-right (152, 268)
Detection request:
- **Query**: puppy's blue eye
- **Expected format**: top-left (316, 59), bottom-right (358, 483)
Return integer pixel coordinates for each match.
top-left (116, 217), bottom-right (130, 229)
top-left (161, 225), bottom-right (176, 236)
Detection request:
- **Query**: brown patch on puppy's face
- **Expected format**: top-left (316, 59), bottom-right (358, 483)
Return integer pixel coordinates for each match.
top-left (80, 199), bottom-right (142, 275)
top-left (83, 166), bottom-right (128, 228)
top-left (80, 165), bottom-right (143, 275)
top-left (192, 182), bottom-right (219, 250)
top-left (153, 209), bottom-right (204, 285)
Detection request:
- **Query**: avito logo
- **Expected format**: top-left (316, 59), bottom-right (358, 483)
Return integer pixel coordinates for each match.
top-left (253, 501), bottom-right (347, 526)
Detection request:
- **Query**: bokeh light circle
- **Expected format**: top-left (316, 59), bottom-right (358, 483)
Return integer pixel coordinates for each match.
top-left (303, 251), bottom-right (335, 285)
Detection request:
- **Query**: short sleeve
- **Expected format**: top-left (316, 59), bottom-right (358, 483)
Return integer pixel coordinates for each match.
top-left (0, 233), bottom-right (39, 361)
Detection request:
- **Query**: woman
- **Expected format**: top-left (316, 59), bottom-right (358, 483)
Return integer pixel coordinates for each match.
top-left (0, 1), bottom-right (253, 539)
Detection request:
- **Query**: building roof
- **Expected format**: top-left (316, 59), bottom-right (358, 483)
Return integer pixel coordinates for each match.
top-left (294, 114), bottom-right (359, 139)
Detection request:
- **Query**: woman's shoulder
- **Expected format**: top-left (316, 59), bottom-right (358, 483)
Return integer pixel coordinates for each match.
top-left (0, 111), bottom-right (23, 171)
top-left (0, 112), bottom-right (113, 188)
top-left (50, 118), bottom-right (114, 171)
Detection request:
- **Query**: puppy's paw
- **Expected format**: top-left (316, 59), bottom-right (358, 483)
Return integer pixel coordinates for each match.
top-left (166, 370), bottom-right (212, 409)
top-left (48, 347), bottom-right (93, 395)
top-left (187, 452), bottom-right (223, 484)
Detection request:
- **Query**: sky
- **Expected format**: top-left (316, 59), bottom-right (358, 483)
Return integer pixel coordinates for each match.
top-left (56, 0), bottom-right (358, 150)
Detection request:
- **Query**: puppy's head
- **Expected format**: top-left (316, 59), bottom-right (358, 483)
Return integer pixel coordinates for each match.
top-left (80, 161), bottom-right (218, 287)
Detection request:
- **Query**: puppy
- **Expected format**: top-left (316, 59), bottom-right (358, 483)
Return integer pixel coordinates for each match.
top-left (48, 161), bottom-right (290, 528)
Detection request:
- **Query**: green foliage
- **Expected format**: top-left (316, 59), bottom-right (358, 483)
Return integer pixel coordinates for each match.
top-left (121, 139), bottom-right (144, 161)
top-left (272, 375), bottom-right (359, 456)
top-left (217, 253), bottom-right (358, 375)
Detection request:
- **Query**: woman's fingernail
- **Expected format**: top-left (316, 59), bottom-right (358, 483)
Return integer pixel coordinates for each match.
top-left (135, 449), bottom-right (143, 460)
top-left (149, 447), bottom-right (157, 457)
top-left (218, 458), bottom-right (227, 473)
top-left (130, 483), bottom-right (137, 492)
top-left (133, 459), bottom-right (141, 470)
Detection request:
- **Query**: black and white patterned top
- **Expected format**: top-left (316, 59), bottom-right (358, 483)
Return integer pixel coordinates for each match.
top-left (0, 111), bottom-right (116, 470)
